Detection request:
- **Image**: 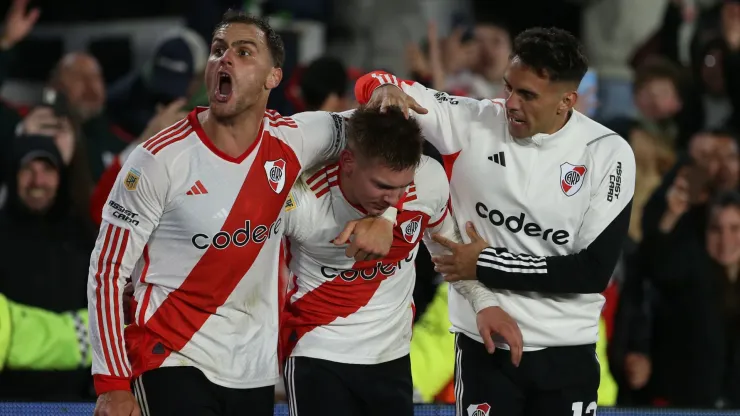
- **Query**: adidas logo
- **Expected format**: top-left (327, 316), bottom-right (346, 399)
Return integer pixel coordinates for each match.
top-left (212, 208), bottom-right (228, 219)
top-left (186, 180), bottom-right (208, 195)
top-left (487, 151), bottom-right (506, 166)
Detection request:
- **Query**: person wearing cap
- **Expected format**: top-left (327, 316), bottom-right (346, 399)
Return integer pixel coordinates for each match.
top-left (106, 28), bottom-right (208, 140)
top-left (0, 135), bottom-right (96, 401)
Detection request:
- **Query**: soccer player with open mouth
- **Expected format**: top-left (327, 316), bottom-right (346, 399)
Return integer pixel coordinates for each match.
top-left (88, 10), bottom-right (397, 416)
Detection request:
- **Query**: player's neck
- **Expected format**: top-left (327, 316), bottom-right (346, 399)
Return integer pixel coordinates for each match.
top-left (200, 106), bottom-right (266, 158)
top-left (543, 111), bottom-right (572, 136)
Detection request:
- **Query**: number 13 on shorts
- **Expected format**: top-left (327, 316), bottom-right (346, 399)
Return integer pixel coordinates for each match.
top-left (572, 401), bottom-right (596, 416)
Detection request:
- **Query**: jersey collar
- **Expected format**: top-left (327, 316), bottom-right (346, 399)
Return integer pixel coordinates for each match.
top-left (528, 109), bottom-right (579, 147)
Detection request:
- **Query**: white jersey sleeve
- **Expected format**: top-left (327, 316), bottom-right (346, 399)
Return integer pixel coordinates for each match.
top-left (475, 134), bottom-right (636, 294)
top-left (285, 110), bottom-right (347, 170)
top-left (355, 71), bottom-right (504, 155)
top-left (415, 158), bottom-right (499, 314)
top-left (87, 145), bottom-right (168, 393)
top-left (281, 185), bottom-right (318, 242)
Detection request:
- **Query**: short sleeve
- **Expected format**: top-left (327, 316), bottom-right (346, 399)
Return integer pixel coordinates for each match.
top-left (281, 185), bottom-right (316, 243)
top-left (412, 157), bottom-right (450, 228)
top-left (288, 111), bottom-right (347, 171)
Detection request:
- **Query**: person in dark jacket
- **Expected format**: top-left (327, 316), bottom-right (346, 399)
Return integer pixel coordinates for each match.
top-left (641, 191), bottom-right (740, 408)
top-left (0, 135), bottom-right (96, 401)
top-left (641, 129), bottom-right (739, 244)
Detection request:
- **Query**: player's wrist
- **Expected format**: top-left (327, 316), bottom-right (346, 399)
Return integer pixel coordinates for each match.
top-left (378, 206), bottom-right (398, 225)
top-left (93, 374), bottom-right (132, 395)
top-left (473, 299), bottom-right (499, 314)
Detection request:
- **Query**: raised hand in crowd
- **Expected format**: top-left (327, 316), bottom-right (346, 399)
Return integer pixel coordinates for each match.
top-left (19, 107), bottom-right (76, 164)
top-left (405, 22), bottom-right (447, 92)
top-left (0, 0), bottom-right (39, 50)
top-left (442, 27), bottom-right (471, 76)
top-left (136, 98), bottom-right (189, 144)
top-left (723, 0), bottom-right (740, 51)
top-left (659, 166), bottom-right (707, 233)
top-left (21, 107), bottom-right (60, 137)
top-left (624, 352), bottom-right (652, 390)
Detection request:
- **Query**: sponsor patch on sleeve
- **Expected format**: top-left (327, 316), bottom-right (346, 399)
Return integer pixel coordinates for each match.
top-left (108, 200), bottom-right (140, 226)
top-left (123, 167), bottom-right (141, 191)
top-left (284, 192), bottom-right (299, 212)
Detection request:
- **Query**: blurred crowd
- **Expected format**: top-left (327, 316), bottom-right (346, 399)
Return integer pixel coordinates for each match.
top-left (3, 0), bottom-right (740, 410)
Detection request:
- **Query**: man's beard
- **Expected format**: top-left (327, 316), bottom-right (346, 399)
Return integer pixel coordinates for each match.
top-left (74, 104), bottom-right (103, 122)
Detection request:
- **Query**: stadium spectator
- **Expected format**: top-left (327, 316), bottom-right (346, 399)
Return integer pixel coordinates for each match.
top-left (629, 57), bottom-right (686, 149)
top-left (574, 0), bottom-right (667, 122)
top-left (298, 56), bottom-right (355, 112)
top-left (106, 28), bottom-right (207, 138)
top-left (3, 52), bottom-right (133, 184)
top-left (640, 191), bottom-right (740, 408)
top-left (0, 135), bottom-right (95, 401)
top-left (472, 18), bottom-right (511, 99)
top-left (641, 129), bottom-right (739, 244)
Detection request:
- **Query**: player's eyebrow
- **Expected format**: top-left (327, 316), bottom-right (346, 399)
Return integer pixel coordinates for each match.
top-left (503, 77), bottom-right (538, 99)
top-left (373, 179), bottom-right (414, 190)
top-left (231, 39), bottom-right (259, 49)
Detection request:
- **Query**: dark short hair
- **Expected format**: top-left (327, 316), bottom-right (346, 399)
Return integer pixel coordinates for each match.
top-left (347, 106), bottom-right (424, 171)
top-left (633, 56), bottom-right (683, 93)
top-left (301, 57), bottom-right (348, 111)
top-left (702, 127), bottom-right (739, 141)
top-left (213, 10), bottom-right (285, 68)
top-left (709, 191), bottom-right (740, 223)
top-left (511, 27), bottom-right (588, 84)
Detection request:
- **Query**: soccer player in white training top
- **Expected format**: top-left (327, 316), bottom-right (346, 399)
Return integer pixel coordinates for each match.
top-left (355, 27), bottom-right (636, 416)
top-left (88, 11), bottom-right (394, 416)
top-left (279, 107), bottom-right (487, 416)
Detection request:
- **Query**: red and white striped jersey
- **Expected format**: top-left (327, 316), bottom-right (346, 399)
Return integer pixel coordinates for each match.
top-left (280, 156), bottom-right (449, 365)
top-left (87, 107), bottom-right (347, 394)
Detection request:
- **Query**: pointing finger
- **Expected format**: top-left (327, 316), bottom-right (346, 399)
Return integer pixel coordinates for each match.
top-left (334, 221), bottom-right (357, 245)
top-left (465, 222), bottom-right (482, 242)
top-left (432, 233), bottom-right (456, 248)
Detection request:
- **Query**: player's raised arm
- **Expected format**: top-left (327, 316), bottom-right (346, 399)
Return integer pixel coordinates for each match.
top-left (87, 146), bottom-right (167, 398)
top-left (436, 137), bottom-right (635, 294)
top-left (355, 71), bottom-right (499, 156)
top-left (288, 110), bottom-right (351, 171)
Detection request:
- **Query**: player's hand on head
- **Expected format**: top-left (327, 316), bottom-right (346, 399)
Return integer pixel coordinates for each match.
top-left (334, 216), bottom-right (394, 261)
top-left (94, 390), bottom-right (141, 416)
top-left (476, 306), bottom-right (523, 366)
top-left (367, 85), bottom-right (428, 119)
top-left (432, 222), bottom-right (489, 281)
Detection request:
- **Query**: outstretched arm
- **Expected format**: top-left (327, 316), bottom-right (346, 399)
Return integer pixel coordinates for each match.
top-left (356, 70), bottom-right (498, 156)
